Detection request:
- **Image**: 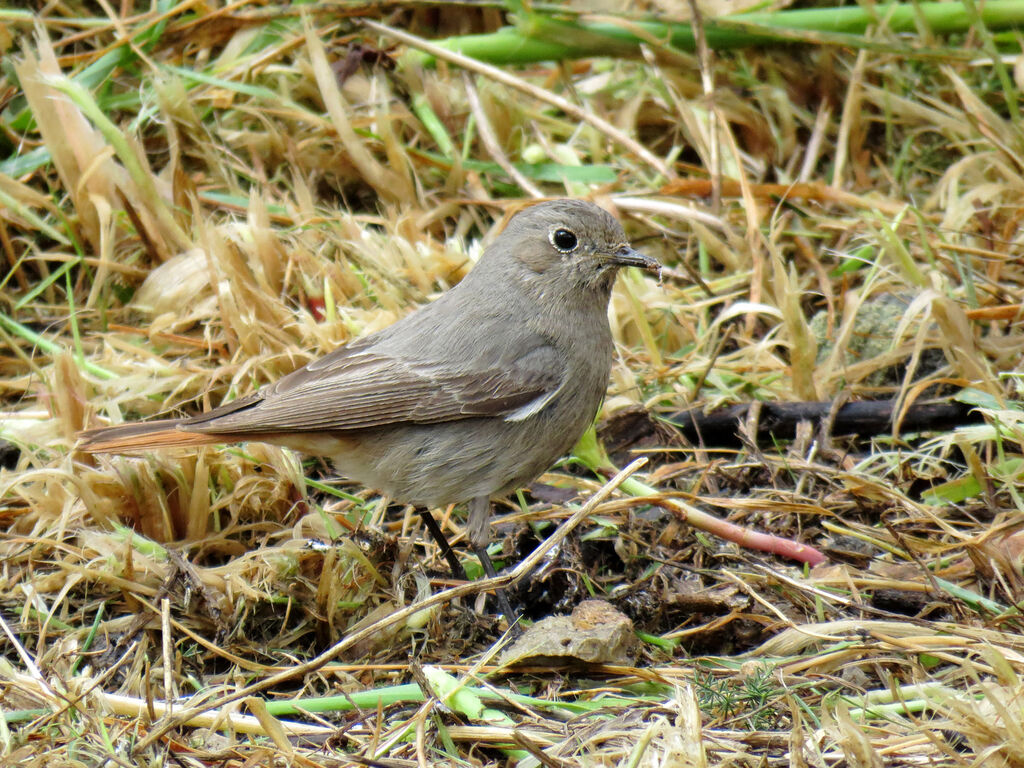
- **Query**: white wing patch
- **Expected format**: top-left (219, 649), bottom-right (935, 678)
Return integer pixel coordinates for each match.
top-left (504, 384), bottom-right (561, 422)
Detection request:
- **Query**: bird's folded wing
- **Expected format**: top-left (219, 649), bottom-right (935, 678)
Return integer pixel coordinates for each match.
top-left (182, 343), bottom-right (565, 434)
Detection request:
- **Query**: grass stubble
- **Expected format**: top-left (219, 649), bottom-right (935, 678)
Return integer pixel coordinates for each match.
top-left (2, 1), bottom-right (1024, 765)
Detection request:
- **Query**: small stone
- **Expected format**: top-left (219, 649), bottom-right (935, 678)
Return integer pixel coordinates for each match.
top-left (498, 599), bottom-right (638, 667)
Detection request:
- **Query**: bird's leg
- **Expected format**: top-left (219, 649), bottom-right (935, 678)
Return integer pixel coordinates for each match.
top-left (418, 508), bottom-right (467, 580)
top-left (468, 495), bottom-right (519, 629)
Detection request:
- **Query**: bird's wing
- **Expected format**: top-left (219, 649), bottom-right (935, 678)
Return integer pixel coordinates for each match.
top-left (181, 339), bottom-right (565, 435)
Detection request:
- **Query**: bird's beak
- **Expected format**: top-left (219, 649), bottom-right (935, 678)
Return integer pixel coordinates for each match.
top-left (608, 245), bottom-right (661, 273)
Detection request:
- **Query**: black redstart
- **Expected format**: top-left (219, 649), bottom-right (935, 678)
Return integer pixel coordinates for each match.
top-left (79, 199), bottom-right (660, 620)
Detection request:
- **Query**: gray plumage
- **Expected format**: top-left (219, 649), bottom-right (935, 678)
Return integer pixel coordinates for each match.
top-left (80, 199), bottom-right (658, 552)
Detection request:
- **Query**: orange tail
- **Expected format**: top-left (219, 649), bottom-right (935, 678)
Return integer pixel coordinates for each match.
top-left (77, 420), bottom-right (227, 453)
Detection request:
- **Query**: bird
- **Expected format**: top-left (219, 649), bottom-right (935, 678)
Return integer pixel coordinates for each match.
top-left (79, 199), bottom-right (660, 622)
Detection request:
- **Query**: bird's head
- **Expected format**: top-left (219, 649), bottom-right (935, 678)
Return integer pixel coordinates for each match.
top-left (485, 199), bottom-right (660, 299)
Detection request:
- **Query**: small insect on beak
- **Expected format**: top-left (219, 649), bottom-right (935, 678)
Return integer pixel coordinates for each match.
top-left (608, 246), bottom-right (661, 273)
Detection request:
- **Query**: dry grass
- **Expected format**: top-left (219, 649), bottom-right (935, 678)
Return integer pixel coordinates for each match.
top-left (2, 1), bottom-right (1024, 765)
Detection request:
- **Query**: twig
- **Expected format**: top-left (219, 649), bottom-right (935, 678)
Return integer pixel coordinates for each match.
top-left (667, 399), bottom-right (985, 445)
top-left (601, 400), bottom-right (986, 452)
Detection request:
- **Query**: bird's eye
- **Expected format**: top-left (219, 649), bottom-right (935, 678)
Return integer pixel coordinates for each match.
top-left (550, 228), bottom-right (579, 253)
